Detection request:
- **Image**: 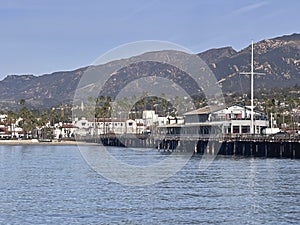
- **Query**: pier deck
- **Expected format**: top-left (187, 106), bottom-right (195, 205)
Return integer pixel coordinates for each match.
top-left (81, 134), bottom-right (300, 159)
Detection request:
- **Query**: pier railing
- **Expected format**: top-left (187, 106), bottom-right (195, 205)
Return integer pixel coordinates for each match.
top-left (77, 133), bottom-right (300, 143)
top-left (151, 133), bottom-right (300, 143)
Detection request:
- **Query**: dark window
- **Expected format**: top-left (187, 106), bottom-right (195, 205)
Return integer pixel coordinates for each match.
top-left (233, 126), bottom-right (239, 133)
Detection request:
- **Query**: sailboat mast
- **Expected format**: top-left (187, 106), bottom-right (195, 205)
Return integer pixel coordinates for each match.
top-left (251, 40), bottom-right (254, 134)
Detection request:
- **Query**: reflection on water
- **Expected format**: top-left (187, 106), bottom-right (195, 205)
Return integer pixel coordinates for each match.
top-left (0, 145), bottom-right (299, 224)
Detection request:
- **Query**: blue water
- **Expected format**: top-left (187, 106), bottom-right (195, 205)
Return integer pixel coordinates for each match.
top-left (0, 145), bottom-right (299, 224)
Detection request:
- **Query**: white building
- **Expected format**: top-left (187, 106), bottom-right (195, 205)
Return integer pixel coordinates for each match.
top-left (159, 104), bottom-right (269, 135)
top-left (88, 118), bottom-right (144, 135)
top-left (142, 110), bottom-right (158, 127)
top-left (72, 111), bottom-right (174, 136)
top-left (61, 124), bottom-right (78, 138)
top-left (92, 118), bottom-right (127, 135)
top-left (72, 117), bottom-right (90, 136)
top-left (0, 115), bottom-right (24, 139)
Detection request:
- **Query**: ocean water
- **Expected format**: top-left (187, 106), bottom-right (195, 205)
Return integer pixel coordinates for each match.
top-left (0, 145), bottom-right (299, 224)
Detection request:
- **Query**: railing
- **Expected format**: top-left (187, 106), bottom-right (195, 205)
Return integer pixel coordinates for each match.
top-left (153, 133), bottom-right (300, 142)
top-left (209, 117), bottom-right (268, 122)
top-left (75, 132), bottom-right (300, 143)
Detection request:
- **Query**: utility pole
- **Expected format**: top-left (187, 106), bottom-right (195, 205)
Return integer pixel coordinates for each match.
top-left (240, 40), bottom-right (265, 134)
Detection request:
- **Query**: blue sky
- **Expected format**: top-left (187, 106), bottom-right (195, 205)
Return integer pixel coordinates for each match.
top-left (0, 0), bottom-right (299, 79)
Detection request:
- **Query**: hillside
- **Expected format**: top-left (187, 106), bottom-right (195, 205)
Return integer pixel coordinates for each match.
top-left (0, 33), bottom-right (299, 110)
top-left (202, 33), bottom-right (300, 92)
top-left (0, 68), bottom-right (86, 110)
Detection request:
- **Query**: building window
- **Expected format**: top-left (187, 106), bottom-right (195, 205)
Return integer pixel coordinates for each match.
top-left (233, 126), bottom-right (239, 133)
top-left (242, 126), bottom-right (250, 133)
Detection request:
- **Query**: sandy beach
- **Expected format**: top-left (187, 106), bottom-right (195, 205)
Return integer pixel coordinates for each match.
top-left (0, 139), bottom-right (99, 146)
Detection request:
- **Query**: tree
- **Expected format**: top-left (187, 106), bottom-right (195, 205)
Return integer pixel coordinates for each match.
top-left (5, 111), bottom-right (17, 139)
top-left (36, 113), bottom-right (50, 139)
top-left (18, 99), bottom-right (37, 139)
top-left (95, 96), bottom-right (112, 118)
top-left (50, 108), bottom-right (59, 126)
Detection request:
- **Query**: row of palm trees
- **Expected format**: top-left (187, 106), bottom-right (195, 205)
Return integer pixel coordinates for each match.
top-left (83, 94), bottom-right (195, 120)
top-left (3, 100), bottom-right (66, 139)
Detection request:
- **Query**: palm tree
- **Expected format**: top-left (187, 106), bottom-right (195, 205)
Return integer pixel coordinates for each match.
top-left (36, 113), bottom-right (50, 139)
top-left (104, 96), bottom-right (112, 118)
top-left (19, 106), bottom-right (37, 139)
top-left (50, 108), bottom-right (59, 126)
top-left (5, 111), bottom-right (17, 139)
top-left (116, 97), bottom-right (131, 119)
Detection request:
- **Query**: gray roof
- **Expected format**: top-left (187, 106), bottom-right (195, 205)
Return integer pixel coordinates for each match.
top-left (183, 105), bottom-right (225, 116)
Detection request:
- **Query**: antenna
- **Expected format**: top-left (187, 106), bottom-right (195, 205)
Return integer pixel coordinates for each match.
top-left (240, 40), bottom-right (265, 134)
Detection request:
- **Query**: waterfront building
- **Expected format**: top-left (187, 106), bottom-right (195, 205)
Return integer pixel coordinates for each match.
top-left (0, 123), bottom-right (11, 139)
top-left (158, 104), bottom-right (269, 136)
top-left (73, 117), bottom-right (145, 135)
top-left (61, 124), bottom-right (78, 138)
top-left (72, 117), bottom-right (91, 136)
top-left (0, 115), bottom-right (24, 139)
top-left (142, 110), bottom-right (158, 127)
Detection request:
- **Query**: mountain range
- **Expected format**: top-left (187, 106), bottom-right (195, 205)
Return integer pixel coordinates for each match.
top-left (1, 33), bottom-right (299, 110)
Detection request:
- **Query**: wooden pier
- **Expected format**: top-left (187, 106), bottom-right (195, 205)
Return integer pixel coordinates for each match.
top-left (81, 134), bottom-right (300, 159)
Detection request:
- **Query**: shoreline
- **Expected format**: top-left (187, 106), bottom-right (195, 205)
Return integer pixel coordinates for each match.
top-left (0, 139), bottom-right (99, 146)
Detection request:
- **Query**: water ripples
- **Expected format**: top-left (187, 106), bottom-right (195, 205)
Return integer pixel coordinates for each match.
top-left (0, 145), bottom-right (299, 224)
